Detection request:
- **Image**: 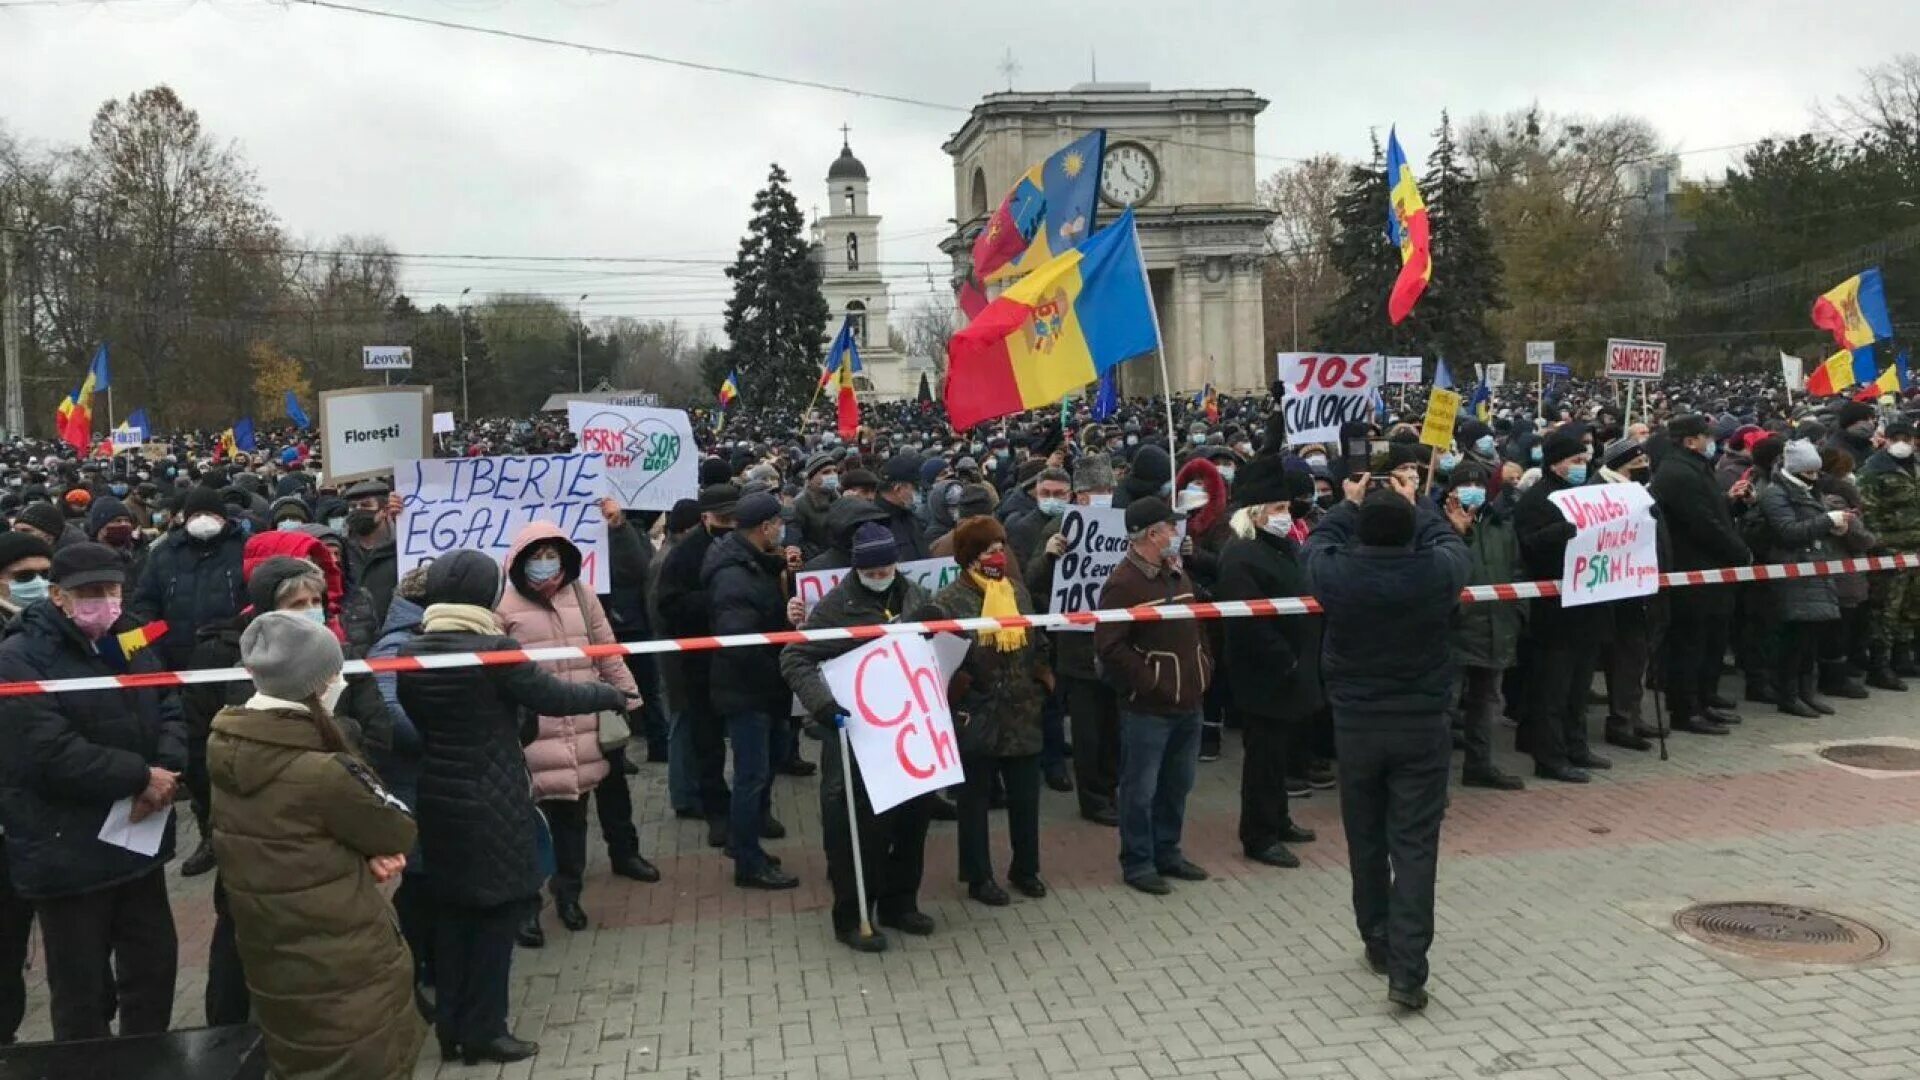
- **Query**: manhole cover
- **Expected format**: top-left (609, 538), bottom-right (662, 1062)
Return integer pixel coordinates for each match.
top-left (1818, 743), bottom-right (1920, 771)
top-left (1673, 902), bottom-right (1887, 964)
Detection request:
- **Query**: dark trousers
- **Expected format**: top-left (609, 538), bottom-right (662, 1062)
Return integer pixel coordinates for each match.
top-left (540, 797), bottom-right (591, 903)
top-left (1457, 666), bottom-right (1502, 774)
top-left (1062, 675), bottom-right (1119, 815)
top-left (595, 748), bottom-right (639, 860)
top-left (956, 753), bottom-right (1041, 885)
top-left (0, 847), bottom-right (33, 1044)
top-left (819, 733), bottom-right (931, 932)
top-left (36, 867), bottom-right (177, 1042)
top-left (1333, 724), bottom-right (1451, 992)
top-left (393, 872), bottom-right (435, 987)
top-left (1237, 716), bottom-right (1296, 853)
top-left (204, 877), bottom-right (250, 1026)
top-left (1778, 619), bottom-right (1832, 691)
top-left (1524, 643), bottom-right (1596, 769)
top-left (1667, 587), bottom-right (1734, 717)
top-left (432, 899), bottom-right (529, 1046)
top-left (1604, 607), bottom-right (1651, 730)
top-left (1040, 687), bottom-right (1069, 773)
top-left (725, 710), bottom-right (775, 872)
top-left (687, 701), bottom-right (732, 821)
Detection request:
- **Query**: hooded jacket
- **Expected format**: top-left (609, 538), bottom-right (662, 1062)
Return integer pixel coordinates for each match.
top-left (494, 522), bottom-right (639, 801)
top-left (207, 705), bottom-right (423, 1080)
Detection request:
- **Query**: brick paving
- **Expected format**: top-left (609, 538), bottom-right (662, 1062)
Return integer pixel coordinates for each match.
top-left (14, 686), bottom-right (1920, 1078)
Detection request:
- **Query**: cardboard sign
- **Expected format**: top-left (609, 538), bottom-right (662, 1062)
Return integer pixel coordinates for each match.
top-left (821, 634), bottom-right (964, 812)
top-left (318, 386), bottom-right (433, 486)
top-left (1384, 356), bottom-right (1423, 385)
top-left (1420, 388), bottom-right (1460, 450)
top-left (796, 557), bottom-right (960, 616)
top-left (1045, 506), bottom-right (1184, 631)
top-left (1485, 362), bottom-right (1507, 387)
top-left (111, 428), bottom-right (143, 450)
top-left (1605, 338), bottom-right (1666, 380)
top-left (1276, 353), bottom-right (1382, 445)
top-left (1780, 352), bottom-right (1805, 392)
top-left (1525, 341), bottom-right (1555, 366)
top-left (566, 402), bottom-right (698, 511)
top-left (396, 453), bottom-right (611, 591)
top-left (1547, 482), bottom-right (1659, 608)
top-left (432, 411), bottom-right (455, 434)
top-left (362, 345), bottom-right (413, 371)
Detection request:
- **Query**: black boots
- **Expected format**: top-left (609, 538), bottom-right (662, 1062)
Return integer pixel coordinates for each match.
top-left (1797, 670), bottom-right (1836, 715)
top-left (1819, 661), bottom-right (1870, 700)
top-left (1896, 646), bottom-right (1920, 678)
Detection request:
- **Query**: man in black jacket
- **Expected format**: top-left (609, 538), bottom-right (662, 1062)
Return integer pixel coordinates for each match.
top-left (1649, 414), bottom-right (1752, 735)
top-left (654, 485), bottom-right (737, 846)
top-left (1305, 474), bottom-right (1470, 1012)
top-left (876, 455), bottom-right (932, 562)
top-left (0, 542), bottom-right (189, 1041)
top-left (703, 493), bottom-right (801, 890)
top-left (129, 483), bottom-right (247, 669)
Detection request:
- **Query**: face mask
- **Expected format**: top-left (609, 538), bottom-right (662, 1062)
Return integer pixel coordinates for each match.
top-left (151, 512), bottom-right (169, 527)
top-left (1126, 435), bottom-right (1139, 446)
top-left (910, 491), bottom-right (926, 514)
top-left (996, 450), bottom-right (1010, 463)
top-left (1566, 464), bottom-right (1589, 485)
top-left (975, 552), bottom-right (1008, 580)
top-left (277, 519), bottom-right (305, 531)
top-left (1474, 435), bottom-right (1495, 456)
top-left (1529, 446), bottom-right (1543, 464)
top-left (1703, 440), bottom-right (1718, 458)
top-left (1085, 492), bottom-right (1113, 508)
top-left (100, 523), bottom-right (134, 546)
top-left (295, 605), bottom-right (328, 626)
top-left (1303, 453), bottom-right (1327, 468)
top-left (346, 509), bottom-right (379, 537)
top-left (1038, 497), bottom-right (1067, 518)
top-left (326, 516), bottom-right (346, 532)
top-left (1456, 486), bottom-right (1486, 511)
top-left (1261, 513), bottom-right (1292, 539)
top-left (109, 483), bottom-right (128, 497)
top-left (10, 576), bottom-right (47, 605)
top-left (1316, 492), bottom-right (1337, 509)
top-left (68, 596), bottom-right (121, 639)
top-left (1217, 466), bottom-right (1236, 485)
top-left (1438, 452), bottom-right (1461, 473)
top-left (319, 676), bottom-right (346, 713)
top-left (1891, 442), bottom-right (1915, 460)
top-left (1107, 441), bottom-right (1123, 452)
top-left (1161, 536), bottom-right (1181, 560)
top-left (819, 474), bottom-right (840, 492)
top-left (526, 556), bottom-right (562, 584)
top-left (1159, 480), bottom-right (1173, 496)
top-left (186, 515), bottom-right (223, 541)
top-left (858, 571), bottom-right (896, 593)
top-left (1190, 434), bottom-right (1206, 446)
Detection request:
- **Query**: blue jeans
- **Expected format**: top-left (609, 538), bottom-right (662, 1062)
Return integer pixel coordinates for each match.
top-left (725, 710), bottom-right (774, 872)
top-left (1116, 709), bottom-right (1201, 880)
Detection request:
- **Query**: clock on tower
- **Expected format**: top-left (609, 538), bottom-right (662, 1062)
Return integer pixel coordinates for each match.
top-left (1099, 142), bottom-right (1160, 208)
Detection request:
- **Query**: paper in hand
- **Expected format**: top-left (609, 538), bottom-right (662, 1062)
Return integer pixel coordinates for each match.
top-left (97, 796), bottom-right (169, 857)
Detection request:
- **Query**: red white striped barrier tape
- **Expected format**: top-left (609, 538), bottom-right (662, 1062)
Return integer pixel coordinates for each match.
top-left (1, 553), bottom-right (1915, 698)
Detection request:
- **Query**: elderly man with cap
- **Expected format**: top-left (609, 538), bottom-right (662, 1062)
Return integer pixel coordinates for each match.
top-left (1094, 496), bottom-right (1212, 896)
top-left (876, 455), bottom-right (932, 561)
top-left (793, 452), bottom-right (840, 558)
top-left (341, 478), bottom-right (400, 624)
top-left (0, 542), bottom-right (189, 1041)
top-left (131, 482), bottom-right (249, 670)
top-left (654, 484), bottom-right (738, 847)
top-left (703, 491), bottom-right (803, 890)
top-left (781, 523), bottom-right (936, 952)
top-left (1649, 414), bottom-right (1752, 736)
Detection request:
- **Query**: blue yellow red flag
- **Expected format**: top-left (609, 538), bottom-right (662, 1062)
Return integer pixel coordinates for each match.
top-left (717, 370), bottom-right (740, 407)
top-left (961, 130), bottom-right (1107, 317)
top-left (1804, 344), bottom-right (1877, 396)
top-left (1811, 268), bottom-right (1895, 351)
top-left (1384, 129), bottom-right (1432, 325)
top-left (1852, 350), bottom-right (1911, 402)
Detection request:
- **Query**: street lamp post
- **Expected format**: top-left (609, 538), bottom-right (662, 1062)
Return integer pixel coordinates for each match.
top-left (458, 287), bottom-right (471, 421)
top-left (575, 294), bottom-right (589, 393)
top-left (1, 227), bottom-right (22, 439)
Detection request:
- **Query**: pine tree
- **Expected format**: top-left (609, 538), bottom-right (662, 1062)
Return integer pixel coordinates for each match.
top-left (1312, 134), bottom-right (1424, 356)
top-left (722, 164), bottom-right (830, 415)
top-left (1421, 111), bottom-right (1506, 366)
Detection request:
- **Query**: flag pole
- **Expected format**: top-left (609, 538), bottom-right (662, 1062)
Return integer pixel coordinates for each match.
top-left (1126, 220), bottom-right (1179, 465)
top-left (836, 722), bottom-right (875, 942)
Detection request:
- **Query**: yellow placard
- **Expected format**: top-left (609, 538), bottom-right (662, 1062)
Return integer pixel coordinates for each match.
top-left (1420, 388), bottom-right (1459, 450)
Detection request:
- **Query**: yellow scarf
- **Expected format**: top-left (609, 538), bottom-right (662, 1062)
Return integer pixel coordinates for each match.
top-left (422, 603), bottom-right (500, 636)
top-left (969, 571), bottom-right (1027, 652)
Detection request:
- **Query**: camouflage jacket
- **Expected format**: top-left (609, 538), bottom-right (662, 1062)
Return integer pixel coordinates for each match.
top-left (1857, 450), bottom-right (1920, 548)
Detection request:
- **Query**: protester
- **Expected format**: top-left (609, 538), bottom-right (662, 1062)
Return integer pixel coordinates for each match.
top-left (1757, 439), bottom-right (1851, 716)
top-left (1858, 418), bottom-right (1920, 682)
top-left (654, 484), bottom-right (737, 848)
top-left (1650, 415), bottom-right (1753, 734)
top-left (1438, 461), bottom-right (1527, 789)
top-left (0, 532), bottom-right (53, 628)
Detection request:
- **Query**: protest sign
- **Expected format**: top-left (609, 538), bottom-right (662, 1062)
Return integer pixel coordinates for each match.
top-left (1485, 362), bottom-right (1506, 387)
top-left (795, 557), bottom-right (961, 616)
top-left (1276, 353), bottom-right (1381, 445)
top-left (361, 345), bottom-right (413, 371)
top-left (566, 402), bottom-right (698, 511)
top-left (821, 634), bottom-right (964, 812)
top-left (1525, 341), bottom-right (1555, 366)
top-left (1547, 482), bottom-right (1659, 608)
top-left (1385, 356), bottom-right (1423, 385)
top-left (1046, 506), bottom-right (1184, 630)
top-left (1420, 388), bottom-right (1460, 450)
top-left (111, 428), bottom-right (143, 450)
top-left (318, 386), bottom-right (433, 486)
top-left (396, 453), bottom-right (611, 591)
top-left (1605, 338), bottom-right (1666, 380)
top-left (1542, 363), bottom-right (1570, 378)
top-left (1780, 352), bottom-right (1805, 392)
top-left (432, 411), bottom-right (455, 434)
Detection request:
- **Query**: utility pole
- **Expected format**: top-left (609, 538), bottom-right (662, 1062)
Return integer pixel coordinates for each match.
top-left (458, 287), bottom-right (471, 421)
top-left (1, 228), bottom-right (20, 438)
top-left (575, 294), bottom-right (589, 392)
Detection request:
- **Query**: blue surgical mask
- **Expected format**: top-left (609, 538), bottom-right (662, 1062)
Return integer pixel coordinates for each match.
top-left (1159, 480), bottom-right (1173, 496)
top-left (819, 474), bottom-right (840, 492)
top-left (9, 576), bottom-right (47, 605)
top-left (1566, 464), bottom-right (1589, 485)
top-left (296, 605), bottom-right (327, 626)
top-left (1456, 486), bottom-right (1486, 510)
top-left (109, 483), bottom-right (128, 497)
top-left (1217, 466), bottom-right (1236, 485)
top-left (1438, 452), bottom-right (1461, 473)
top-left (526, 556), bottom-right (562, 584)
top-left (1038, 497), bottom-right (1067, 518)
top-left (1127, 435), bottom-right (1139, 446)
top-left (1474, 435), bottom-right (1495, 457)
top-left (1704, 439), bottom-right (1718, 458)
top-left (1529, 446), bottom-right (1543, 463)
top-left (1190, 433), bottom-right (1206, 446)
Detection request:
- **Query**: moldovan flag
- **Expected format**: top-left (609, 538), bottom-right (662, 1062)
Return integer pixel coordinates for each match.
top-left (961, 130), bottom-right (1107, 318)
top-left (1803, 344), bottom-right (1878, 397)
top-left (824, 317), bottom-right (862, 439)
top-left (945, 210), bottom-right (1159, 431)
top-left (1811, 268), bottom-right (1895, 351)
top-left (98, 620), bottom-right (167, 669)
top-left (1384, 128), bottom-right (1432, 325)
top-left (1852, 350), bottom-right (1912, 402)
top-left (58, 344), bottom-right (110, 453)
top-left (717, 370), bottom-right (740, 407)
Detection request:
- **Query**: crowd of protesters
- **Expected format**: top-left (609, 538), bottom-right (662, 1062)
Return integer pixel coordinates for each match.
top-left (0, 369), bottom-right (1912, 1069)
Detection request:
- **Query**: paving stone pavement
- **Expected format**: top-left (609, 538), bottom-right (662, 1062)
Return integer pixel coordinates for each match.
top-left (13, 683), bottom-right (1920, 1079)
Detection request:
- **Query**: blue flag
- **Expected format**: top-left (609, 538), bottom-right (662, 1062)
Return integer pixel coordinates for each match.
top-left (125, 408), bottom-right (150, 441)
top-left (233, 417), bottom-right (256, 452)
top-left (1433, 357), bottom-right (1454, 391)
top-left (1466, 383), bottom-right (1491, 422)
top-left (1092, 366), bottom-right (1120, 421)
top-left (285, 390), bottom-right (311, 429)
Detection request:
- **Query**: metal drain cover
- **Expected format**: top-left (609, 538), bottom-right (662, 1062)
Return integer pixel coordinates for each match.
top-left (1818, 743), bottom-right (1920, 771)
top-left (1673, 902), bottom-right (1887, 965)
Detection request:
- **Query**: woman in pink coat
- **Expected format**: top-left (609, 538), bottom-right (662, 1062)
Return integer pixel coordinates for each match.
top-left (495, 520), bottom-right (656, 946)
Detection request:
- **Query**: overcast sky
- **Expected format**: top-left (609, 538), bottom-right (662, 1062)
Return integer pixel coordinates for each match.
top-left (4, 0), bottom-right (1914, 341)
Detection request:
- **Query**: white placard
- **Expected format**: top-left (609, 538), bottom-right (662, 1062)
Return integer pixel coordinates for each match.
top-left (1780, 352), bottom-right (1806, 392)
top-left (1605, 338), bottom-right (1666, 380)
top-left (318, 386), bottom-right (433, 486)
top-left (566, 402), bottom-right (699, 511)
top-left (1046, 506), bottom-right (1185, 631)
top-left (1275, 353), bottom-right (1382, 445)
top-left (396, 453), bottom-right (612, 591)
top-left (821, 634), bottom-right (964, 812)
top-left (796, 557), bottom-right (960, 616)
top-left (1485, 362), bottom-right (1507, 387)
top-left (1547, 482), bottom-right (1659, 608)
top-left (1525, 341), bottom-right (1556, 366)
top-left (362, 345), bottom-right (413, 371)
top-left (1384, 356), bottom-right (1423, 385)
top-left (111, 428), bottom-right (143, 450)
top-left (432, 411), bottom-right (455, 434)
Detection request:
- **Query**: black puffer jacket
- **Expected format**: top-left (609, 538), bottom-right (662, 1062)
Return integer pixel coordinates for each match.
top-left (128, 521), bottom-right (248, 668)
top-left (655, 526), bottom-right (720, 716)
top-left (1757, 470), bottom-right (1841, 623)
top-left (1215, 531), bottom-right (1323, 723)
top-left (800, 497), bottom-right (890, 573)
top-left (702, 530), bottom-right (792, 717)
top-left (1649, 446), bottom-right (1751, 572)
top-left (0, 602), bottom-right (189, 899)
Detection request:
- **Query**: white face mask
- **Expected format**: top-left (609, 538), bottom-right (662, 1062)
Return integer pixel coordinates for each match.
top-left (186, 515), bottom-right (223, 541)
top-left (319, 677), bottom-right (345, 713)
top-left (1892, 442), bottom-right (1915, 461)
top-left (1261, 513), bottom-right (1292, 538)
top-left (858, 571), bottom-right (896, 593)
top-left (1084, 492), bottom-right (1113, 508)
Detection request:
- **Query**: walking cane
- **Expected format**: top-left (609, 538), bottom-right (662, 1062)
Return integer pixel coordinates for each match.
top-left (836, 715), bottom-right (876, 942)
top-left (1652, 685), bottom-right (1669, 763)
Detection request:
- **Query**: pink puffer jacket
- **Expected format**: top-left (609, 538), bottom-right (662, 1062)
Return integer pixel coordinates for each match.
top-left (495, 521), bottom-right (639, 800)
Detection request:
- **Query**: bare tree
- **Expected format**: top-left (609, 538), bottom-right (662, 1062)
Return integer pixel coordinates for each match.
top-left (1258, 154), bottom-right (1344, 353)
top-left (892, 293), bottom-right (957, 379)
top-left (1819, 53), bottom-right (1920, 135)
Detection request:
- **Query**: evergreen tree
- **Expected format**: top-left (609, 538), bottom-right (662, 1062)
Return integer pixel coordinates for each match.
top-left (1312, 134), bottom-right (1423, 356)
top-left (1421, 111), bottom-right (1506, 367)
top-left (722, 164), bottom-right (829, 415)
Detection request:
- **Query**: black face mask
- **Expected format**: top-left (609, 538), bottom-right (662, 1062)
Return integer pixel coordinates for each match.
top-left (346, 509), bottom-right (379, 537)
top-left (1316, 492), bottom-right (1338, 510)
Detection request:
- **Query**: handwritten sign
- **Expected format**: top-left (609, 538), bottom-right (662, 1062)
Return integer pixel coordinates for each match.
top-left (396, 453), bottom-right (611, 591)
top-left (1547, 482), bottom-right (1659, 608)
top-left (1385, 356), bottom-right (1423, 385)
top-left (1276, 353), bottom-right (1381, 445)
top-left (566, 402), bottom-right (697, 512)
top-left (796, 557), bottom-right (960, 616)
top-left (1605, 338), bottom-right (1666, 380)
top-left (1420, 388), bottom-right (1459, 450)
top-left (1485, 362), bottom-right (1506, 387)
top-left (821, 634), bottom-right (964, 811)
top-left (318, 386), bottom-right (433, 487)
top-left (1047, 506), bottom-right (1183, 631)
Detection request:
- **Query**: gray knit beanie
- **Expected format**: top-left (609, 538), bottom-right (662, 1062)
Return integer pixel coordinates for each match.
top-left (240, 610), bottom-right (344, 702)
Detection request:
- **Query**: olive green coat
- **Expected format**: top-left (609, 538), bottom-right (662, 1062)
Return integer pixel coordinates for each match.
top-left (208, 705), bottom-right (424, 1080)
top-left (931, 574), bottom-right (1049, 759)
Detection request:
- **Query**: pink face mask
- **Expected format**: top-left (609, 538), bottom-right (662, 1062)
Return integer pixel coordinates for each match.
top-left (68, 597), bottom-right (122, 639)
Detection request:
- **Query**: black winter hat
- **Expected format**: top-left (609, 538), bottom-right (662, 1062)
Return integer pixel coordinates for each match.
top-left (424, 549), bottom-right (502, 608)
top-left (1666, 413), bottom-right (1710, 440)
top-left (1540, 429), bottom-right (1588, 468)
top-left (247, 555), bottom-right (324, 615)
top-left (1128, 444), bottom-right (1172, 488)
top-left (1837, 401), bottom-right (1877, 429)
top-left (0, 532), bottom-right (52, 571)
top-left (182, 484), bottom-right (227, 521)
top-left (1229, 456), bottom-right (1292, 509)
top-left (1356, 489), bottom-right (1416, 547)
top-left (85, 496), bottom-right (132, 538)
top-left (15, 502), bottom-right (66, 541)
top-left (698, 456), bottom-right (733, 486)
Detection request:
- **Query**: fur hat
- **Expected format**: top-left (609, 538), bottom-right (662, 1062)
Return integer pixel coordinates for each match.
top-left (950, 515), bottom-right (1007, 569)
top-left (240, 610), bottom-right (343, 702)
top-left (1072, 453), bottom-right (1115, 493)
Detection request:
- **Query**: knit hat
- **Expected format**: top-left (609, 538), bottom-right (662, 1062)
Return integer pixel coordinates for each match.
top-left (1072, 453), bottom-right (1115, 493)
top-left (698, 456), bottom-right (733, 486)
top-left (696, 483), bottom-right (740, 516)
top-left (15, 502), bottom-right (66, 541)
top-left (1887, 418), bottom-right (1917, 439)
top-left (666, 498), bottom-right (702, 534)
top-left (883, 454), bottom-right (923, 485)
top-left (424, 549), bottom-right (502, 608)
top-left (1540, 429), bottom-right (1588, 468)
top-left (270, 495), bottom-right (312, 524)
top-left (850, 522), bottom-right (898, 569)
top-left (240, 610), bottom-right (344, 702)
top-left (1128, 444), bottom-right (1173, 488)
top-left (85, 496), bottom-right (132, 538)
top-left (950, 515), bottom-right (1007, 569)
top-left (918, 457), bottom-right (948, 488)
top-left (1356, 489), bottom-right (1416, 547)
top-left (1783, 438), bottom-right (1822, 475)
top-left (246, 555), bottom-right (325, 615)
top-left (0, 531), bottom-right (52, 572)
top-left (803, 452), bottom-right (836, 479)
top-left (182, 484), bottom-right (227, 521)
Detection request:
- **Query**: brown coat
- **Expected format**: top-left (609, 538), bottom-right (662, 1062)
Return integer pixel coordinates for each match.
top-left (1093, 551), bottom-right (1211, 715)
